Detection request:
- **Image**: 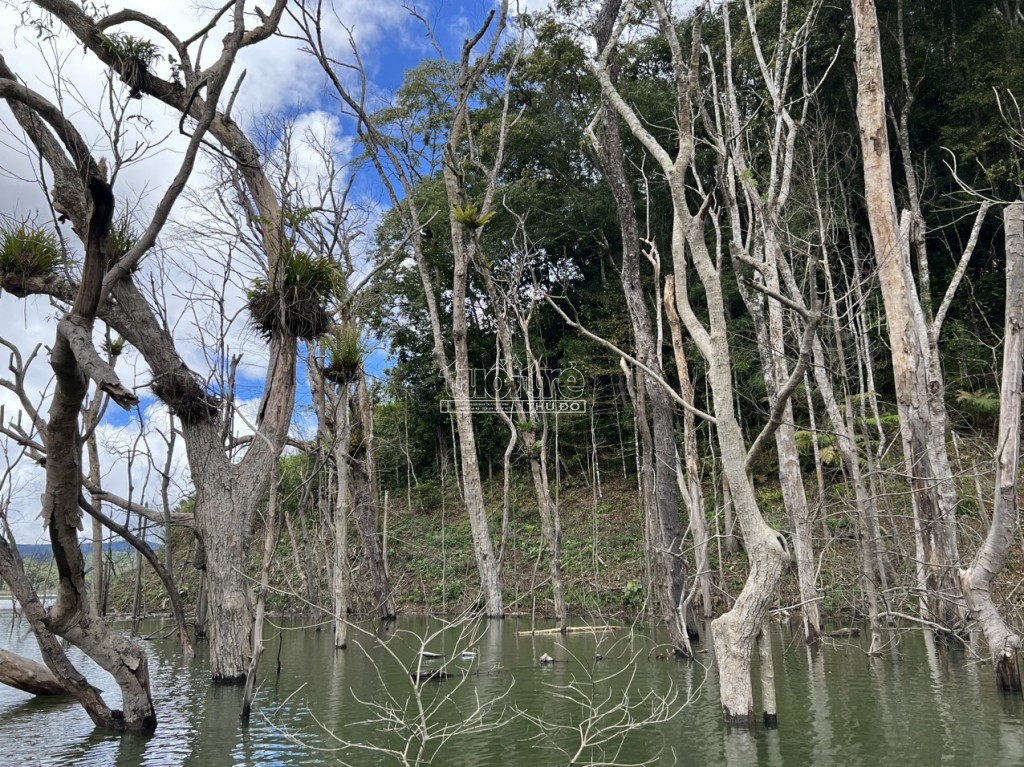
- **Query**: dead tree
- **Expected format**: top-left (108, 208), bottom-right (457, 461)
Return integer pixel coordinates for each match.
top-left (592, 0), bottom-right (698, 651)
top-left (9, 0), bottom-right (299, 682)
top-left (959, 202), bottom-right (1024, 691)
top-left (591, 0), bottom-right (816, 726)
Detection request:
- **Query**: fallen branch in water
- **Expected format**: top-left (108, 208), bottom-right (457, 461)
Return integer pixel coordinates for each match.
top-left (515, 625), bottom-right (623, 636)
top-left (0, 648), bottom-right (68, 696)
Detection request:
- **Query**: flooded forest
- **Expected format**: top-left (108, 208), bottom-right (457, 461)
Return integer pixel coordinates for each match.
top-left (1, 0), bottom-right (1024, 764)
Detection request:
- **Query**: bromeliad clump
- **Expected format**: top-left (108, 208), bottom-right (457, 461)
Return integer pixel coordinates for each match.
top-left (247, 248), bottom-right (342, 342)
top-left (0, 224), bottom-right (60, 276)
top-left (321, 323), bottom-right (365, 385)
top-left (101, 33), bottom-right (161, 99)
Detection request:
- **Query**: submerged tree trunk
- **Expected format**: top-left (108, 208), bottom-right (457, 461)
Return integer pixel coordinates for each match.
top-left (706, 341), bottom-right (789, 727)
top-left (434, 7), bottom-right (511, 618)
top-left (736, 253), bottom-right (821, 644)
top-left (0, 648), bottom-right (68, 696)
top-left (40, 172), bottom-right (155, 730)
top-left (242, 463), bottom-right (281, 722)
top-left (960, 202), bottom-right (1024, 691)
top-left (592, 0), bottom-right (791, 722)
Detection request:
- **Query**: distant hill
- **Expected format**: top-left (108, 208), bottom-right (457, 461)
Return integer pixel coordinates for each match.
top-left (17, 541), bottom-right (134, 560)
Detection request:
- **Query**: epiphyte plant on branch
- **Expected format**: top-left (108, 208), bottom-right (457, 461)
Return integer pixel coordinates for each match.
top-left (99, 32), bottom-right (161, 99)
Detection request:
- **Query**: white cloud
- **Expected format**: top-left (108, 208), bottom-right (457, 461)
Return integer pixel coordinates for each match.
top-left (0, 2), bottom-right (424, 546)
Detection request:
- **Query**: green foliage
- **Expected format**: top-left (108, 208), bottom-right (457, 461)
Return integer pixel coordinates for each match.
top-left (102, 33), bottom-right (161, 65)
top-left (865, 413), bottom-right (901, 432)
top-left (0, 224), bottom-right (59, 275)
top-left (107, 217), bottom-right (139, 262)
top-left (794, 430), bottom-right (841, 467)
top-left (101, 33), bottom-right (161, 98)
top-left (101, 335), bottom-right (126, 357)
top-left (622, 580), bottom-right (645, 609)
top-left (322, 323), bottom-right (366, 384)
top-left (452, 204), bottom-right (497, 230)
top-left (247, 248), bottom-right (343, 342)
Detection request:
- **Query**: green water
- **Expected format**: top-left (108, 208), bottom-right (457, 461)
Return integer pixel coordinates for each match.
top-left (1, 612), bottom-right (1022, 766)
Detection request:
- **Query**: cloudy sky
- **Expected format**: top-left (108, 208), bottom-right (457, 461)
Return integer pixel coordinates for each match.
top-left (0, 0), bottom-right (546, 545)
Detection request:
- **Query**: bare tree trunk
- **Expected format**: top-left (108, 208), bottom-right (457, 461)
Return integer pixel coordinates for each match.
top-left (737, 264), bottom-right (820, 644)
top-left (759, 623), bottom-right (778, 728)
top-left (16, 2), bottom-right (297, 684)
top-left (0, 540), bottom-right (120, 720)
top-left (593, 0), bottom-right (696, 649)
top-left (294, 2), bottom-right (512, 617)
top-left (27, 164), bottom-right (155, 729)
top-left (665, 276), bottom-right (713, 618)
top-left (433, 8), bottom-right (512, 618)
top-left (712, 0), bottom-right (824, 645)
top-left (353, 375), bottom-right (395, 621)
top-left (0, 648), bottom-right (68, 696)
top-left (959, 202), bottom-right (1024, 691)
top-left (89, 502), bottom-right (104, 618)
top-left (850, 0), bottom-right (961, 627)
top-left (591, 0), bottom-right (798, 720)
top-left (332, 386), bottom-right (352, 649)
top-left (242, 463), bottom-right (280, 722)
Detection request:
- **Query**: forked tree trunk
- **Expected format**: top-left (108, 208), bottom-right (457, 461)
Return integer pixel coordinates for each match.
top-left (960, 202), bottom-right (1024, 691)
top-left (476, 253), bottom-right (567, 629)
top-left (434, 8), bottom-right (510, 618)
top-left (592, 0), bottom-right (790, 722)
top-left (737, 253), bottom-right (821, 644)
top-left (706, 345), bottom-right (789, 727)
top-left (36, 170), bottom-right (155, 729)
top-left (714, 0), bottom-right (821, 645)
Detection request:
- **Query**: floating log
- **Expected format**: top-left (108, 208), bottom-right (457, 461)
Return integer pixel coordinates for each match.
top-left (0, 649), bottom-right (68, 696)
top-left (516, 625), bottom-right (622, 636)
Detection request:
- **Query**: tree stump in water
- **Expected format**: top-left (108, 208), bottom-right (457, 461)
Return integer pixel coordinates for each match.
top-left (0, 649), bottom-right (68, 696)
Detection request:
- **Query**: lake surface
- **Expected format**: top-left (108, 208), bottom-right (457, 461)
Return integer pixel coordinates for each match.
top-left (1, 611), bottom-right (1023, 766)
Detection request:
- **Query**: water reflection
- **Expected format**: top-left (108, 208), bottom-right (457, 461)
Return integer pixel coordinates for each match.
top-left (2, 611), bottom-right (1024, 766)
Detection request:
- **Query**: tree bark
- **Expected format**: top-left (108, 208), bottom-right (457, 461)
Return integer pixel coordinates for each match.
top-left (17, 0), bottom-right (296, 684)
top-left (0, 649), bottom-right (68, 696)
top-left (592, 0), bottom-right (791, 723)
top-left (352, 374), bottom-right (396, 621)
top-left (0, 542), bottom-right (116, 721)
top-left (959, 202), bottom-right (1024, 691)
top-left (593, 0), bottom-right (696, 649)
top-left (850, 0), bottom-right (961, 627)
top-left (242, 463), bottom-right (280, 722)
top-left (332, 386), bottom-right (352, 649)
top-left (435, 8), bottom-right (511, 618)
top-left (665, 277), bottom-right (713, 618)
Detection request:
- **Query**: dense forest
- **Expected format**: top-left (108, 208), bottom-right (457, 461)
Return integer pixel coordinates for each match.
top-left (0, 0), bottom-right (1023, 744)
